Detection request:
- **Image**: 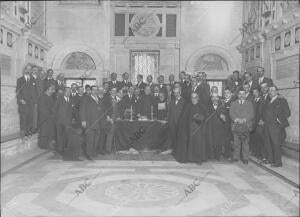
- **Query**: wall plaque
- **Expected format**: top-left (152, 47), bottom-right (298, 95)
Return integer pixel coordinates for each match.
top-left (275, 35), bottom-right (281, 51)
top-left (295, 26), bottom-right (300, 44)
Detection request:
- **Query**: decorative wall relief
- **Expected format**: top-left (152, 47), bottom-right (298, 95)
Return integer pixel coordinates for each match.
top-left (194, 53), bottom-right (229, 71)
top-left (129, 13), bottom-right (161, 37)
top-left (284, 30), bottom-right (291, 48)
top-left (275, 35), bottom-right (281, 51)
top-left (61, 52), bottom-right (96, 70)
top-left (7, 32), bottom-right (13, 47)
top-left (295, 26), bottom-right (300, 44)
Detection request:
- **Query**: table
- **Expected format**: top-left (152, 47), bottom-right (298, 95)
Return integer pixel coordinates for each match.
top-left (114, 120), bottom-right (171, 151)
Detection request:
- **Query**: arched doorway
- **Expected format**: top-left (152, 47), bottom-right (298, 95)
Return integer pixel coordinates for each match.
top-left (185, 46), bottom-right (236, 96)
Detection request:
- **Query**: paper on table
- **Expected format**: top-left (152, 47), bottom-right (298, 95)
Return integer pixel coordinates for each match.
top-left (158, 102), bottom-right (166, 110)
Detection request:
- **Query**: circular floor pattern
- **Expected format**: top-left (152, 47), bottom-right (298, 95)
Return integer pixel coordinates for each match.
top-left (87, 178), bottom-right (183, 207)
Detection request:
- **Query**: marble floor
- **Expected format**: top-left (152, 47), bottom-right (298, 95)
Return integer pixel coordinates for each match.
top-left (1, 152), bottom-right (299, 217)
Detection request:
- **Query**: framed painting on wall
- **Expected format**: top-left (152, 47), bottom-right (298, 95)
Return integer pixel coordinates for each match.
top-left (0, 29), bottom-right (3, 44)
top-left (40, 49), bottom-right (44, 61)
top-left (295, 26), bottom-right (300, 44)
top-left (245, 49), bottom-right (249, 62)
top-left (275, 35), bottom-right (281, 51)
top-left (34, 46), bottom-right (39, 59)
top-left (250, 47), bottom-right (254, 61)
top-left (284, 31), bottom-right (291, 48)
top-left (28, 42), bottom-right (33, 56)
top-left (7, 32), bottom-right (12, 47)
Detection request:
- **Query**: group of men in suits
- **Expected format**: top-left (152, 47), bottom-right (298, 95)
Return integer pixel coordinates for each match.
top-left (16, 65), bottom-right (291, 166)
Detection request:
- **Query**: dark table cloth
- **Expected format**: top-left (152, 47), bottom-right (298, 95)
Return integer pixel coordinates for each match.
top-left (114, 120), bottom-right (170, 151)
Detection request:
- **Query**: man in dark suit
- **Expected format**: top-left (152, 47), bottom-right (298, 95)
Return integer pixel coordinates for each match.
top-left (168, 74), bottom-right (176, 101)
top-left (157, 75), bottom-right (168, 98)
top-left (259, 83), bottom-right (271, 164)
top-left (43, 69), bottom-right (56, 91)
top-left (30, 66), bottom-right (40, 132)
top-left (16, 65), bottom-right (38, 138)
top-left (70, 83), bottom-right (81, 126)
top-left (244, 72), bottom-right (259, 94)
top-left (243, 83), bottom-right (255, 102)
top-left (264, 86), bottom-right (291, 167)
top-left (108, 72), bottom-right (122, 91)
top-left (257, 67), bottom-right (274, 87)
top-left (52, 87), bottom-right (73, 154)
top-left (136, 74), bottom-right (147, 95)
top-left (81, 86), bottom-right (105, 159)
top-left (229, 89), bottom-right (254, 164)
top-left (146, 75), bottom-right (156, 94)
top-left (120, 72), bottom-right (132, 90)
top-left (222, 89), bottom-right (237, 160)
top-left (165, 87), bottom-right (185, 155)
top-left (55, 73), bottom-right (65, 96)
top-left (119, 86), bottom-right (134, 119)
top-left (132, 87), bottom-right (143, 118)
top-left (226, 70), bottom-right (243, 96)
top-left (178, 71), bottom-right (188, 99)
top-left (250, 87), bottom-right (264, 160)
top-left (196, 72), bottom-right (210, 110)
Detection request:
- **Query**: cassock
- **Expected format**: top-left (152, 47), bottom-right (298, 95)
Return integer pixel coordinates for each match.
top-left (140, 94), bottom-right (155, 119)
top-left (81, 95), bottom-right (105, 159)
top-left (168, 97), bottom-right (185, 152)
top-left (198, 82), bottom-right (210, 110)
top-left (264, 95), bottom-right (291, 165)
top-left (52, 95), bottom-right (73, 154)
top-left (175, 102), bottom-right (206, 163)
top-left (205, 99), bottom-right (228, 160)
top-left (37, 93), bottom-right (55, 149)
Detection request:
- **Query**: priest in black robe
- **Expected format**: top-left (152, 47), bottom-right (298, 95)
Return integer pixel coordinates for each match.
top-left (140, 86), bottom-right (155, 119)
top-left (205, 94), bottom-right (228, 160)
top-left (37, 83), bottom-right (56, 150)
top-left (175, 93), bottom-right (206, 163)
top-left (153, 92), bottom-right (168, 121)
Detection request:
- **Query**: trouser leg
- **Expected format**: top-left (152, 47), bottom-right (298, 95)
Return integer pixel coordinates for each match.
top-left (86, 129), bottom-right (95, 158)
top-left (56, 124), bottom-right (67, 154)
top-left (233, 134), bottom-right (241, 160)
top-left (269, 126), bottom-right (283, 165)
top-left (242, 133), bottom-right (250, 161)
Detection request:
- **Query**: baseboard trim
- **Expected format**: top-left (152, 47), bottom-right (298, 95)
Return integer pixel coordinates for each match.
top-left (250, 158), bottom-right (299, 189)
top-left (1, 150), bottom-right (50, 177)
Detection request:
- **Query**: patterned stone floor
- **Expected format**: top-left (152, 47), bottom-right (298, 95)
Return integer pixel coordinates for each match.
top-left (1, 152), bottom-right (299, 217)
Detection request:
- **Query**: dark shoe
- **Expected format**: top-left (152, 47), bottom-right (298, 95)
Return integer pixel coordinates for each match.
top-left (271, 163), bottom-right (282, 167)
top-left (243, 160), bottom-right (248, 164)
